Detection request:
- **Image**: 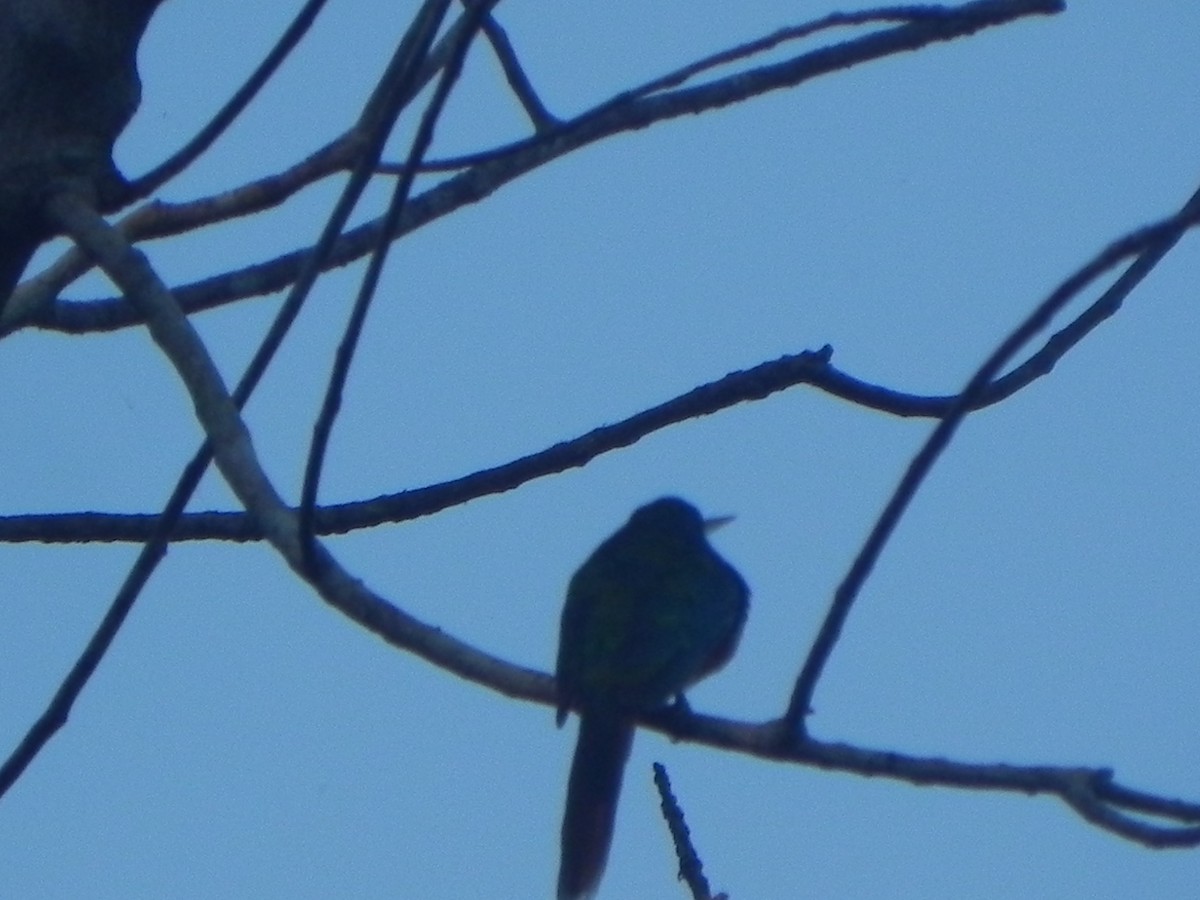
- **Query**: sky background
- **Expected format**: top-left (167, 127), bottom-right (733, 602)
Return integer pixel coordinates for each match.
top-left (1, 1), bottom-right (1199, 897)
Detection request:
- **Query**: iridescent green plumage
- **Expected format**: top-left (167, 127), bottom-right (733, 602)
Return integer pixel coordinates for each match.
top-left (555, 497), bottom-right (749, 900)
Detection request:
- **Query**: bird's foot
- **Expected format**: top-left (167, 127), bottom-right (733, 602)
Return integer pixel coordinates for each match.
top-left (669, 693), bottom-right (693, 716)
top-left (658, 694), bottom-right (695, 741)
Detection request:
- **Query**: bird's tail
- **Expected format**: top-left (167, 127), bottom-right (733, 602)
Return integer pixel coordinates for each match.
top-left (557, 711), bottom-right (635, 900)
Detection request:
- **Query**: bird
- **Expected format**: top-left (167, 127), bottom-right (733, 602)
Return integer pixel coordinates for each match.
top-left (554, 496), bottom-right (749, 900)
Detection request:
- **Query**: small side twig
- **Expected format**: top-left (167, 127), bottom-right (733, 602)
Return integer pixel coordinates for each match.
top-left (299, 0), bottom-right (498, 562)
top-left (653, 762), bottom-right (725, 900)
top-left (479, 11), bottom-right (558, 131)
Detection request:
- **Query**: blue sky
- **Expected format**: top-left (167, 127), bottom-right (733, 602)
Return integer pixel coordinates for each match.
top-left (1, 1), bottom-right (1199, 897)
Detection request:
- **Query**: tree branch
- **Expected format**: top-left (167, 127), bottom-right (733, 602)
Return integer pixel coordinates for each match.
top-left (3, 162), bottom-right (1194, 550)
top-left (0, 345), bottom-right (834, 545)
top-left (783, 195), bottom-right (1200, 733)
top-left (19, 0), bottom-right (1063, 334)
top-left (299, 0), bottom-right (496, 560)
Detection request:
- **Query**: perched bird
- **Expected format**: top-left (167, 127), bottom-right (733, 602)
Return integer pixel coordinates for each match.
top-left (555, 496), bottom-right (749, 900)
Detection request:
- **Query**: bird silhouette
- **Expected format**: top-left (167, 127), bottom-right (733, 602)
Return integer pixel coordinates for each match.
top-left (555, 497), bottom-right (749, 899)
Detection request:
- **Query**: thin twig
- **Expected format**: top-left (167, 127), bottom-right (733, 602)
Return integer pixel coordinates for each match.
top-left (653, 763), bottom-right (719, 900)
top-left (0, 0), bottom-right (459, 799)
top-left (4, 158), bottom-right (1197, 553)
top-left (782, 199), bottom-right (1200, 734)
top-left (0, 346), bottom-right (835, 545)
top-left (480, 12), bottom-right (558, 131)
top-left (30, 0), bottom-right (1063, 333)
top-left (126, 0), bottom-right (333, 200)
top-left (299, 0), bottom-right (497, 562)
top-left (3, 0), bottom-right (491, 332)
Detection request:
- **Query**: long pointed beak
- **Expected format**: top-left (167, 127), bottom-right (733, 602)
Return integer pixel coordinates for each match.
top-left (703, 514), bottom-right (735, 533)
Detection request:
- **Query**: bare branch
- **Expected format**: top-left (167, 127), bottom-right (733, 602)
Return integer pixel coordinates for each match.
top-left (299, 0), bottom-right (497, 560)
top-left (125, 0), bottom-right (332, 200)
top-left (0, 184), bottom-right (271, 799)
top-left (1, 0), bottom-right (498, 331)
top-left (0, 346), bottom-right (836, 545)
top-left (23, 0), bottom-right (1062, 334)
top-left (3, 162), bottom-right (1194, 549)
top-left (0, 0), bottom-right (465, 795)
top-left (783, 196), bottom-right (1200, 733)
top-left (0, 134), bottom-right (359, 333)
top-left (650, 711), bottom-right (1200, 849)
top-left (653, 763), bottom-right (721, 900)
top-left (479, 12), bottom-right (558, 132)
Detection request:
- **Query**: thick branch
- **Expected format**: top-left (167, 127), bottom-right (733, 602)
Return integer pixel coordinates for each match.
top-left (0, 0), bottom-right (164, 304)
